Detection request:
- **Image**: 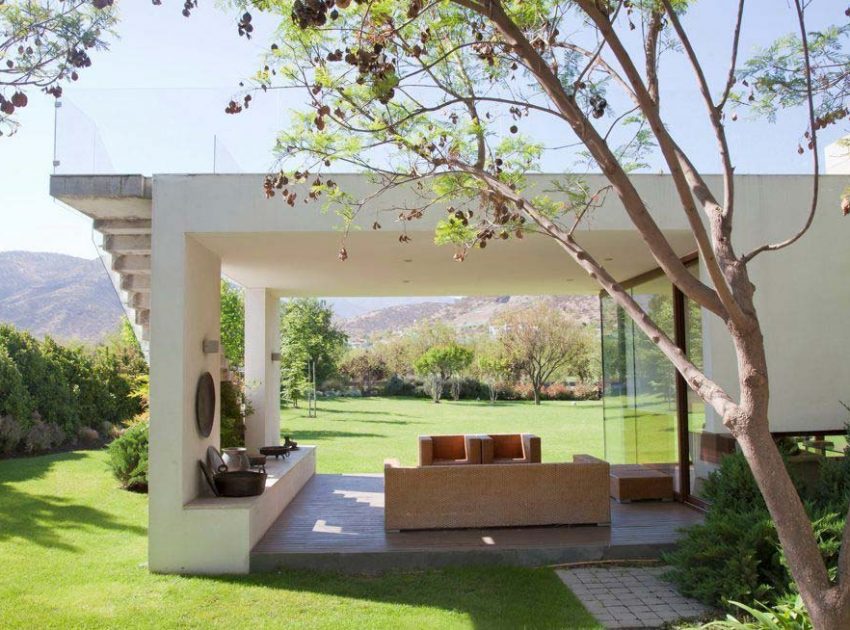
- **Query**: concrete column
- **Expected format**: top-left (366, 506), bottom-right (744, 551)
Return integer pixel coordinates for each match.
top-left (149, 233), bottom-right (221, 572)
top-left (244, 288), bottom-right (281, 449)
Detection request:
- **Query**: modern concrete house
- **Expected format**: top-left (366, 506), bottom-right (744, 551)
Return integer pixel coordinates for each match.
top-left (50, 143), bottom-right (850, 574)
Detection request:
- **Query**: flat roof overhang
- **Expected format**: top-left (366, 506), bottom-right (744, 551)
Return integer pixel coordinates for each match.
top-left (50, 172), bottom-right (707, 296)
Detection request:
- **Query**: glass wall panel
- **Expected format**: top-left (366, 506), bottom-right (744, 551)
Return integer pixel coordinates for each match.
top-left (601, 293), bottom-right (637, 464)
top-left (601, 276), bottom-right (680, 493)
top-left (630, 276), bottom-right (679, 488)
top-left (681, 284), bottom-right (737, 500)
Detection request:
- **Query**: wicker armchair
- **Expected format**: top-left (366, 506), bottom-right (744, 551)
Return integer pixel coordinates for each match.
top-left (480, 433), bottom-right (541, 464)
top-left (418, 434), bottom-right (483, 466)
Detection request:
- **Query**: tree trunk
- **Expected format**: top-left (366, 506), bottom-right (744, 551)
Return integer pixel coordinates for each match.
top-left (727, 316), bottom-right (850, 629)
top-left (533, 387), bottom-right (540, 405)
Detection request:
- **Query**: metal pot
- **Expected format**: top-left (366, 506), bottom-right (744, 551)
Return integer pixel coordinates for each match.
top-left (213, 470), bottom-right (267, 497)
top-left (222, 447), bottom-right (250, 471)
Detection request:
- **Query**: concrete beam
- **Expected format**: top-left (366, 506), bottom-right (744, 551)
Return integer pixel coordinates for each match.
top-left (129, 291), bottom-right (151, 310)
top-left (135, 308), bottom-right (150, 326)
top-left (50, 174), bottom-right (150, 199)
top-left (113, 254), bottom-right (151, 274)
top-left (120, 274), bottom-right (150, 292)
top-left (104, 234), bottom-right (152, 255)
top-left (95, 219), bottom-right (152, 235)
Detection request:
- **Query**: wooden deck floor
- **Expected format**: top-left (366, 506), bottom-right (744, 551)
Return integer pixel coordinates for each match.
top-left (251, 474), bottom-right (703, 573)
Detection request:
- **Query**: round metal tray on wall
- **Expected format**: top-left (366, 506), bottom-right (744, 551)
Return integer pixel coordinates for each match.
top-left (195, 372), bottom-right (215, 438)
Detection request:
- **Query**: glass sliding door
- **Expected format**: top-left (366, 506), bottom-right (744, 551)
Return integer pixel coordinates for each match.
top-left (600, 258), bottom-right (735, 505)
top-left (601, 276), bottom-right (680, 493)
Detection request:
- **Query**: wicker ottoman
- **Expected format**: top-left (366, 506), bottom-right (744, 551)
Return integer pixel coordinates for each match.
top-left (609, 465), bottom-right (674, 502)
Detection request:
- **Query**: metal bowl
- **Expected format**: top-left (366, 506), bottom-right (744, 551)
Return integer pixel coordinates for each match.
top-left (213, 470), bottom-right (267, 497)
top-left (259, 445), bottom-right (291, 459)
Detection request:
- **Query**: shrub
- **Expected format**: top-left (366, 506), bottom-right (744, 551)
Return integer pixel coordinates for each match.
top-left (22, 420), bottom-right (66, 454)
top-left (0, 415), bottom-right (24, 454)
top-left (383, 375), bottom-right (417, 397)
top-left (77, 426), bottom-right (101, 448)
top-left (0, 327), bottom-right (76, 431)
top-left (665, 451), bottom-right (849, 612)
top-left (0, 324), bottom-right (143, 455)
top-left (107, 420), bottom-right (149, 492)
top-left (572, 381), bottom-right (601, 400)
top-left (543, 383), bottom-right (572, 400)
top-left (454, 377), bottom-right (489, 400)
top-left (0, 344), bottom-right (33, 424)
top-left (220, 380), bottom-right (245, 448)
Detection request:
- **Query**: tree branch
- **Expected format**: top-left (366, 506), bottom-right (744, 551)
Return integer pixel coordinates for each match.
top-left (455, 0), bottom-right (728, 319)
top-left (742, 0), bottom-right (819, 263)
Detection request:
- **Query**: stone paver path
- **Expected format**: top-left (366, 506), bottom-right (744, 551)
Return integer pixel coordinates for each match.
top-left (556, 565), bottom-right (711, 629)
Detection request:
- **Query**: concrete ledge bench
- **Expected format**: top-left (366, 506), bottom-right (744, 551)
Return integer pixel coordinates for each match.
top-left (180, 446), bottom-right (316, 573)
top-left (609, 465), bottom-right (674, 502)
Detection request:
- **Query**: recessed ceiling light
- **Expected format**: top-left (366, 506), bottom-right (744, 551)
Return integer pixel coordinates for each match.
top-left (402, 279), bottom-right (411, 283)
top-left (565, 278), bottom-right (574, 282)
top-left (604, 257), bottom-right (614, 262)
top-left (403, 258), bottom-right (413, 263)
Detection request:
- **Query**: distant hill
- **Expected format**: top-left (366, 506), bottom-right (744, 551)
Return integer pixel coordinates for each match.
top-left (0, 251), bottom-right (600, 346)
top-left (0, 251), bottom-right (124, 343)
top-left (338, 294), bottom-right (600, 340)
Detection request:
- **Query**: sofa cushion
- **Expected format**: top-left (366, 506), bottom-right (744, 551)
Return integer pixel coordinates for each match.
top-left (492, 434), bottom-right (524, 460)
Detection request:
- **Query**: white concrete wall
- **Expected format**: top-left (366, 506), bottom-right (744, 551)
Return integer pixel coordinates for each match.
top-left (148, 232), bottom-right (221, 572)
top-left (244, 288), bottom-right (282, 449)
top-left (700, 175), bottom-right (850, 433)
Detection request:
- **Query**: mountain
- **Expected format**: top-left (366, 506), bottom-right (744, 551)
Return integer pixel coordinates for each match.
top-left (0, 251), bottom-right (599, 346)
top-left (338, 294), bottom-right (600, 340)
top-left (324, 296), bottom-right (457, 320)
top-left (0, 251), bottom-right (124, 343)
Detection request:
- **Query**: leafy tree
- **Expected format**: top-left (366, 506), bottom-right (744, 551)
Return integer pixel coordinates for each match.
top-left (0, 0), bottom-right (118, 136)
top-left (279, 298), bottom-right (347, 405)
top-left (414, 343), bottom-right (473, 403)
top-left (340, 349), bottom-right (388, 392)
top-left (0, 325), bottom-right (75, 429)
top-left (371, 320), bottom-right (457, 377)
top-left (471, 336), bottom-right (513, 403)
top-left (220, 281), bottom-right (245, 369)
top-left (0, 344), bottom-right (32, 422)
top-left (496, 301), bottom-right (595, 405)
top-left (212, 0), bottom-right (850, 623)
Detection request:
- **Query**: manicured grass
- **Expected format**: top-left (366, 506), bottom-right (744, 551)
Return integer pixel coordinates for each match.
top-left (0, 450), bottom-right (600, 629)
top-left (280, 396), bottom-right (607, 473)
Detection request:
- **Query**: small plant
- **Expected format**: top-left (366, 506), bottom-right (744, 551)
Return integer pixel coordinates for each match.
top-left (697, 596), bottom-right (812, 630)
top-left (107, 420), bottom-right (149, 492)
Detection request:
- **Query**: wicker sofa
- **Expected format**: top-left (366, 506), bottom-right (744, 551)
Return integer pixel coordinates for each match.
top-left (384, 454), bottom-right (611, 530)
top-left (481, 433), bottom-right (541, 464)
top-left (418, 434), bottom-right (483, 466)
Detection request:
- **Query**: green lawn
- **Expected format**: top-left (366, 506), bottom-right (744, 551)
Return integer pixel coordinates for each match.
top-left (0, 449), bottom-right (600, 629)
top-left (281, 396), bottom-right (607, 473)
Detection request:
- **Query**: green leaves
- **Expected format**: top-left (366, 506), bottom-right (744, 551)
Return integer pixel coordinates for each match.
top-left (0, 0), bottom-right (118, 135)
top-left (279, 298), bottom-right (348, 404)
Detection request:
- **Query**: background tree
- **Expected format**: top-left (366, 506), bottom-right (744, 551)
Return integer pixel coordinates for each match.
top-left (279, 298), bottom-right (347, 405)
top-left (496, 301), bottom-right (594, 405)
top-left (340, 348), bottom-right (388, 393)
top-left (471, 336), bottom-right (513, 404)
top-left (0, 0), bottom-right (117, 136)
top-left (220, 281), bottom-right (245, 369)
top-left (220, 1), bottom-right (850, 623)
top-left (413, 343), bottom-right (473, 403)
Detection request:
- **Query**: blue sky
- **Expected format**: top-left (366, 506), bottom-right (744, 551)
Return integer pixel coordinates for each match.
top-left (0, 1), bottom-right (845, 259)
